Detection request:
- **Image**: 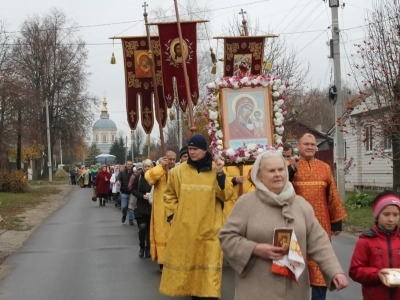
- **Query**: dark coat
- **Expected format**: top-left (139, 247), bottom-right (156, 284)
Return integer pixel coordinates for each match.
top-left (117, 168), bottom-right (134, 194)
top-left (132, 170), bottom-right (152, 217)
top-left (95, 170), bottom-right (111, 196)
top-left (349, 224), bottom-right (400, 300)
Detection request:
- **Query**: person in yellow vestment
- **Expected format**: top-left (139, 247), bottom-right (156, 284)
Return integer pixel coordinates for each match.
top-left (289, 133), bottom-right (347, 300)
top-left (223, 164), bottom-right (255, 221)
top-left (145, 150), bottom-right (176, 272)
top-left (159, 134), bottom-right (234, 299)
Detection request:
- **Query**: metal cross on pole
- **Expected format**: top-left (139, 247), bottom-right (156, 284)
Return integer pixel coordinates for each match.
top-left (142, 1), bottom-right (148, 13)
top-left (239, 8), bottom-right (249, 36)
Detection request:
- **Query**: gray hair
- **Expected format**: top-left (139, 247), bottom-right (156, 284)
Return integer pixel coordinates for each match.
top-left (142, 159), bottom-right (153, 167)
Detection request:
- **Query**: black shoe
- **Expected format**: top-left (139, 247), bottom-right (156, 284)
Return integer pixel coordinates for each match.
top-left (129, 220), bottom-right (134, 226)
top-left (139, 247), bottom-right (145, 258)
top-left (145, 248), bottom-right (151, 258)
top-left (122, 215), bottom-right (126, 223)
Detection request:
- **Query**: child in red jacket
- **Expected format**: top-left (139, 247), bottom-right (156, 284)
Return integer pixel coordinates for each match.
top-left (349, 190), bottom-right (400, 300)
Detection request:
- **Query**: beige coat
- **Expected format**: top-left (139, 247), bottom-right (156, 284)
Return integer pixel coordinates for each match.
top-left (219, 190), bottom-right (344, 300)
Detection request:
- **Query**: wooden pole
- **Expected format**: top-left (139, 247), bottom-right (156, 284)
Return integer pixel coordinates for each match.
top-left (143, 2), bottom-right (166, 155)
top-left (238, 164), bottom-right (244, 196)
top-left (173, 0), bottom-right (197, 134)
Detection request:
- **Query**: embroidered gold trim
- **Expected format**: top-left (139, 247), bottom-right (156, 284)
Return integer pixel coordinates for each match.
top-left (249, 42), bottom-right (262, 59)
top-left (124, 41), bottom-right (139, 57)
top-left (163, 262), bottom-right (222, 272)
top-left (292, 181), bottom-right (328, 188)
top-left (181, 184), bottom-right (213, 191)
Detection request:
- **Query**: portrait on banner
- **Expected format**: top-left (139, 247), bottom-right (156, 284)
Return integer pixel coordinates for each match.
top-left (134, 50), bottom-right (152, 78)
top-left (233, 54), bottom-right (252, 77)
top-left (221, 87), bottom-right (273, 149)
top-left (169, 38), bottom-right (189, 64)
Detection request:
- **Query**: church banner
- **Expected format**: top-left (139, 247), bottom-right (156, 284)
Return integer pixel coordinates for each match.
top-left (121, 36), bottom-right (167, 134)
top-left (220, 36), bottom-right (266, 77)
top-left (157, 22), bottom-right (199, 112)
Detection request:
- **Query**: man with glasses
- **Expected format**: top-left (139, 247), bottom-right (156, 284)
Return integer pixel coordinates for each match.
top-left (116, 161), bottom-right (135, 224)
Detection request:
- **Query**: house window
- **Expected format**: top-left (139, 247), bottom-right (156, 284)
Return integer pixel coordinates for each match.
top-left (384, 134), bottom-right (392, 151)
top-left (103, 134), bottom-right (107, 142)
top-left (95, 135), bottom-right (98, 142)
top-left (112, 135), bottom-right (115, 142)
top-left (365, 125), bottom-right (373, 152)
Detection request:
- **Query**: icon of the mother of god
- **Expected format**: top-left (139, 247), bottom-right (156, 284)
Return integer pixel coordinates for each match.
top-left (135, 52), bottom-right (152, 78)
top-left (228, 96), bottom-right (256, 139)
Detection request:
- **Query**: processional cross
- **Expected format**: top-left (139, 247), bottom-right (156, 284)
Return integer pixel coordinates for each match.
top-left (142, 2), bottom-right (148, 13)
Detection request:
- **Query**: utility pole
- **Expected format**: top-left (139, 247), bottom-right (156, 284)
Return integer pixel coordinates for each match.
top-left (46, 100), bottom-right (52, 182)
top-left (125, 136), bottom-right (128, 163)
top-left (60, 139), bottom-right (63, 166)
top-left (329, 0), bottom-right (345, 202)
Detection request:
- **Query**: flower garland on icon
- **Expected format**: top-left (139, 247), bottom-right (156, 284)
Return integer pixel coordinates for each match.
top-left (205, 74), bottom-right (288, 163)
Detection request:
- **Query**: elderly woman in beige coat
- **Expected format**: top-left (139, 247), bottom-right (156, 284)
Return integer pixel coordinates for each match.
top-left (219, 150), bottom-right (348, 300)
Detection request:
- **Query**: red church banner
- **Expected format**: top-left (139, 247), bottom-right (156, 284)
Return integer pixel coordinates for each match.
top-left (121, 36), bottom-right (167, 134)
top-left (157, 22), bottom-right (199, 112)
top-left (221, 36), bottom-right (266, 77)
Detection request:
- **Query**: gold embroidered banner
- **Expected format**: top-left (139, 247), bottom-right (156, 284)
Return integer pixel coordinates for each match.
top-left (216, 36), bottom-right (267, 77)
top-left (121, 36), bottom-right (167, 134)
top-left (157, 22), bottom-right (199, 112)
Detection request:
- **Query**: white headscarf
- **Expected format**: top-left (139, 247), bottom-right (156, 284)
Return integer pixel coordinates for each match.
top-left (251, 150), bottom-right (295, 202)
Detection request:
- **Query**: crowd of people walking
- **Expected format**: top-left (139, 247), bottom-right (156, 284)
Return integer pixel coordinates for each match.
top-left (70, 133), bottom-right (400, 300)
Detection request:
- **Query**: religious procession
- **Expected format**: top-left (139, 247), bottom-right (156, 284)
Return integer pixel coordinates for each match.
top-left (83, 1), bottom-right (399, 300)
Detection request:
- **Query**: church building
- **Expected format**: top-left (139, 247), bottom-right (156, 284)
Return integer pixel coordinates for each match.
top-left (92, 97), bottom-right (118, 154)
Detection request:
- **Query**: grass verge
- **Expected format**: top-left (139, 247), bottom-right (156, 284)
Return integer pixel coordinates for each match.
top-left (0, 186), bottom-right (60, 231)
top-left (343, 191), bottom-right (377, 234)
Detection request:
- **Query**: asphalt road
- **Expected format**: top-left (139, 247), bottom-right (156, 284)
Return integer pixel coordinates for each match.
top-left (0, 186), bottom-right (362, 300)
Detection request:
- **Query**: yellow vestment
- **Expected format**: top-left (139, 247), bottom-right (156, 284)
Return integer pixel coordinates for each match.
top-left (292, 158), bottom-right (347, 287)
top-left (159, 162), bottom-right (234, 298)
top-left (145, 164), bottom-right (169, 264)
top-left (223, 164), bottom-right (255, 221)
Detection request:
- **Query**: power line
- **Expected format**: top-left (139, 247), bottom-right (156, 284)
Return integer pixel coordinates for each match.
top-left (340, 32), bottom-right (362, 92)
top-left (4, 0), bottom-right (270, 34)
top-left (297, 29), bottom-right (328, 54)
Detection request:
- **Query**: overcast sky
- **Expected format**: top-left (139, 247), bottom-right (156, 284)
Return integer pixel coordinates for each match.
top-left (3, 0), bottom-right (374, 141)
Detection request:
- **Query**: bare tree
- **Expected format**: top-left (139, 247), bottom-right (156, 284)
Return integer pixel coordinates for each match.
top-left (11, 8), bottom-right (97, 178)
top-left (349, 0), bottom-right (400, 190)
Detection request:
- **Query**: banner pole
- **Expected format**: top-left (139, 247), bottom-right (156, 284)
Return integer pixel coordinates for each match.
top-left (143, 2), bottom-right (166, 155)
top-left (173, 0), bottom-right (197, 134)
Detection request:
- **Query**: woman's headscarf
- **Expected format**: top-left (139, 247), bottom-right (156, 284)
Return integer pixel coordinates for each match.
top-left (251, 150), bottom-right (295, 202)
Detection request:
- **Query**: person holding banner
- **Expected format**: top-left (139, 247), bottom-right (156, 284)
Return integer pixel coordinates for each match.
top-left (219, 150), bottom-right (348, 300)
top-left (159, 134), bottom-right (234, 299)
top-left (145, 150), bottom-right (176, 271)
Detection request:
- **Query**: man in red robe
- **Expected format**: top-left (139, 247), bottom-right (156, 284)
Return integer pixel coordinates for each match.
top-left (228, 97), bottom-right (254, 139)
top-left (289, 133), bottom-right (347, 300)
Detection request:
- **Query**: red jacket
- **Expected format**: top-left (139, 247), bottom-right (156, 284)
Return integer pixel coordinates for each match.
top-left (95, 170), bottom-right (111, 195)
top-left (349, 225), bottom-right (400, 300)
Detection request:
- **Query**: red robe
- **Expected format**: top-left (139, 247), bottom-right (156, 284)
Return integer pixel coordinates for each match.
top-left (292, 158), bottom-right (347, 287)
top-left (95, 171), bottom-right (111, 197)
top-left (229, 119), bottom-right (253, 139)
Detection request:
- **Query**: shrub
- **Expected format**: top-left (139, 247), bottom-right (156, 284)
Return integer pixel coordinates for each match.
top-left (62, 165), bottom-right (70, 172)
top-left (0, 170), bottom-right (29, 193)
top-left (9, 170), bottom-right (29, 192)
top-left (346, 192), bottom-right (374, 210)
